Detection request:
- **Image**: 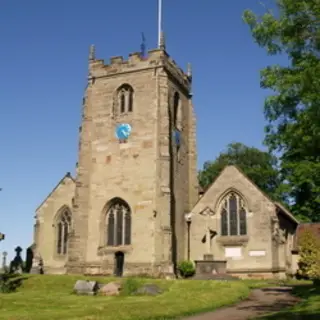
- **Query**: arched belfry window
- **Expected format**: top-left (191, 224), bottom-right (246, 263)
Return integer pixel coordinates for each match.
top-left (106, 198), bottom-right (131, 246)
top-left (56, 209), bottom-right (72, 255)
top-left (220, 192), bottom-right (247, 236)
top-left (117, 84), bottom-right (134, 114)
top-left (173, 92), bottom-right (182, 130)
top-left (173, 92), bottom-right (182, 157)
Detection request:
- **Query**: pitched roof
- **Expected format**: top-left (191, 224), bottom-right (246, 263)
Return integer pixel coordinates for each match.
top-left (35, 172), bottom-right (75, 212)
top-left (274, 202), bottom-right (300, 225)
top-left (197, 165), bottom-right (299, 225)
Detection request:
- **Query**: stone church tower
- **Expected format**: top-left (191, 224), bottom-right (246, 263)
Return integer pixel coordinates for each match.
top-left (32, 41), bottom-right (300, 279)
top-left (66, 41), bottom-right (198, 275)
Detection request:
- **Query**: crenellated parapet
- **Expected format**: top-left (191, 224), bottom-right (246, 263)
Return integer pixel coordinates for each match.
top-left (88, 47), bottom-right (192, 92)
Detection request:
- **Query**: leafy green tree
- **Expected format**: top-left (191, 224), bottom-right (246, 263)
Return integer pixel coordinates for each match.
top-left (297, 229), bottom-right (320, 281)
top-left (243, 0), bottom-right (320, 221)
top-left (198, 142), bottom-right (282, 201)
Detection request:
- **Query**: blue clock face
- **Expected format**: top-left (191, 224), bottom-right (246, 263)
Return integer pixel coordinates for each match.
top-left (174, 129), bottom-right (181, 146)
top-left (115, 123), bottom-right (132, 140)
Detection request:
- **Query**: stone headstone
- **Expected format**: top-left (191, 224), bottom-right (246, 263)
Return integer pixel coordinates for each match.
top-left (74, 280), bottom-right (99, 296)
top-left (16, 266), bottom-right (23, 274)
top-left (2, 251), bottom-right (7, 269)
top-left (38, 257), bottom-right (44, 274)
top-left (30, 254), bottom-right (44, 274)
top-left (9, 246), bottom-right (24, 273)
top-left (99, 282), bottom-right (121, 296)
top-left (135, 284), bottom-right (162, 296)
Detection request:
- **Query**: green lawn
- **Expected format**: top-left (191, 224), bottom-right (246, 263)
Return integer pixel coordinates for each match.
top-left (257, 283), bottom-right (320, 319)
top-left (0, 274), bottom-right (253, 320)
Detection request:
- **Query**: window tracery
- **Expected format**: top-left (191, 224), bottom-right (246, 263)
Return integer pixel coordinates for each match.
top-left (116, 84), bottom-right (134, 115)
top-left (106, 198), bottom-right (131, 246)
top-left (173, 92), bottom-right (182, 130)
top-left (56, 209), bottom-right (72, 255)
top-left (220, 192), bottom-right (247, 236)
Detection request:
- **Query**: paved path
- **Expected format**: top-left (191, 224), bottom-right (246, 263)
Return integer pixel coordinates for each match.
top-left (182, 287), bottom-right (300, 320)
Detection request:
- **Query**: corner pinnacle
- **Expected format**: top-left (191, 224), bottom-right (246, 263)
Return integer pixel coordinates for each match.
top-left (89, 44), bottom-right (95, 60)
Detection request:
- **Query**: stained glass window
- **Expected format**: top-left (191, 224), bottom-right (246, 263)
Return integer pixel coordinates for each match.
top-left (56, 210), bottom-right (71, 255)
top-left (220, 193), bottom-right (247, 236)
top-left (106, 199), bottom-right (131, 246)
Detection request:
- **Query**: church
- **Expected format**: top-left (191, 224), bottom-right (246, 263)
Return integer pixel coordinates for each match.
top-left (32, 38), bottom-right (301, 279)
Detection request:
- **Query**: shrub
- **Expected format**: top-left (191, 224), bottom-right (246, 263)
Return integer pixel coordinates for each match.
top-left (297, 230), bottom-right (320, 281)
top-left (0, 271), bottom-right (23, 293)
top-left (121, 277), bottom-right (141, 296)
top-left (177, 260), bottom-right (195, 278)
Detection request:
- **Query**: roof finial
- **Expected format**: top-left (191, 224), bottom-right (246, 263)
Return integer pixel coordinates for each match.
top-left (159, 31), bottom-right (166, 50)
top-left (158, 0), bottom-right (163, 48)
top-left (89, 44), bottom-right (95, 60)
top-left (187, 63), bottom-right (192, 78)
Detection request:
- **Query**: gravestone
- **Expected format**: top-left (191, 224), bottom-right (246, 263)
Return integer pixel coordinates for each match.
top-left (9, 246), bottom-right (24, 273)
top-left (2, 251), bottom-right (7, 270)
top-left (16, 265), bottom-right (23, 274)
top-left (135, 284), bottom-right (162, 296)
top-left (39, 257), bottom-right (44, 274)
top-left (99, 282), bottom-right (121, 296)
top-left (30, 254), bottom-right (44, 274)
top-left (74, 280), bottom-right (99, 296)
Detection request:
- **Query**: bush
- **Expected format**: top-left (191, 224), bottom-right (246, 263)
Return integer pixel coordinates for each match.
top-left (177, 260), bottom-right (195, 278)
top-left (297, 230), bottom-right (320, 281)
top-left (121, 277), bottom-right (141, 296)
top-left (0, 271), bottom-right (23, 293)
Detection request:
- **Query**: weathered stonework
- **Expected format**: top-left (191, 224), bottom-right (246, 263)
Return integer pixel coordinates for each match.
top-left (32, 46), bottom-right (300, 279)
top-left (189, 166), bottom-right (299, 279)
top-left (33, 46), bottom-right (197, 276)
top-left (33, 173), bottom-right (75, 274)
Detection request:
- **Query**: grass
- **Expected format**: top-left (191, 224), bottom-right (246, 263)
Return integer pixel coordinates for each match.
top-left (0, 274), bottom-right (253, 320)
top-left (256, 283), bottom-right (320, 319)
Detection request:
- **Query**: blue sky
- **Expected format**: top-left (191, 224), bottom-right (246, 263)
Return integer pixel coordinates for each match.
top-left (0, 0), bottom-right (285, 260)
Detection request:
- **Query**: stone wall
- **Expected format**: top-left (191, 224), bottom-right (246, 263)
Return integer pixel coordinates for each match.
top-left (67, 47), bottom-right (196, 275)
top-left (34, 174), bottom-right (75, 272)
top-left (189, 166), bottom-right (297, 278)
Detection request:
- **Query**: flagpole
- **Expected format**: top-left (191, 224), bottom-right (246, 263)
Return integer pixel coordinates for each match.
top-left (158, 0), bottom-right (162, 48)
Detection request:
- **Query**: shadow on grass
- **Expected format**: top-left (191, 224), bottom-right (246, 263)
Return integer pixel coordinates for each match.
top-left (254, 284), bottom-right (320, 319)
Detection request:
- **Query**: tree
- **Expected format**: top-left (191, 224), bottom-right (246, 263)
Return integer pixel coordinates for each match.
top-left (297, 229), bottom-right (320, 281)
top-left (198, 142), bottom-right (282, 201)
top-left (243, 0), bottom-right (320, 221)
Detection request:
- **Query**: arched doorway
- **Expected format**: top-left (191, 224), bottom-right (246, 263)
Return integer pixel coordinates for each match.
top-left (114, 251), bottom-right (124, 277)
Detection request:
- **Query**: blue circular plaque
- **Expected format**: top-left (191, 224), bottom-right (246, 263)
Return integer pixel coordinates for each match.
top-left (174, 129), bottom-right (181, 147)
top-left (115, 123), bottom-right (132, 140)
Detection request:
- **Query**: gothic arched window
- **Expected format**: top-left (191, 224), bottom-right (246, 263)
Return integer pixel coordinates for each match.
top-left (106, 198), bottom-right (131, 246)
top-left (117, 84), bottom-right (134, 114)
top-left (220, 192), bottom-right (247, 236)
top-left (173, 92), bottom-right (182, 157)
top-left (173, 92), bottom-right (182, 130)
top-left (56, 209), bottom-right (72, 255)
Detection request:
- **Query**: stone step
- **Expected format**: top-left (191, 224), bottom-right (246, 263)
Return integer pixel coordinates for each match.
top-left (192, 273), bottom-right (239, 281)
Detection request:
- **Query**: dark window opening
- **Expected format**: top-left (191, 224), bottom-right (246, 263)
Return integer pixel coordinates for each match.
top-left (106, 199), bottom-right (131, 246)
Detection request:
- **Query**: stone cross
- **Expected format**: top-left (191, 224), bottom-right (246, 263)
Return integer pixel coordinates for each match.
top-left (2, 251), bottom-right (7, 269)
top-left (15, 246), bottom-right (22, 257)
top-left (202, 207), bottom-right (214, 253)
top-left (206, 227), bottom-right (211, 253)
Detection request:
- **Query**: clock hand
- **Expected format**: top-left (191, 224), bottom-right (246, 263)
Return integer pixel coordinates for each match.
top-left (120, 129), bottom-right (128, 138)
